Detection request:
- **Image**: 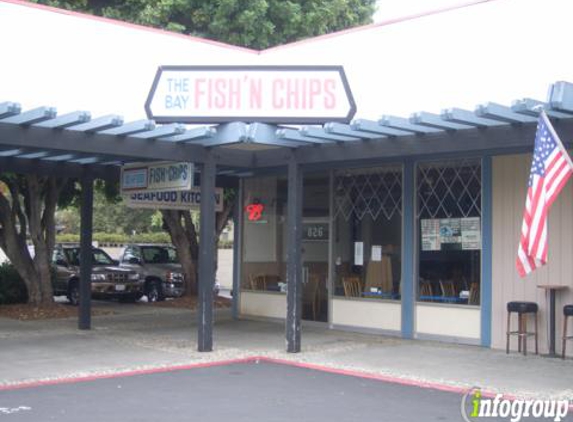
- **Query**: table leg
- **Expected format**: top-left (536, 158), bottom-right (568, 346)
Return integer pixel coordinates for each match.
top-left (549, 289), bottom-right (556, 356)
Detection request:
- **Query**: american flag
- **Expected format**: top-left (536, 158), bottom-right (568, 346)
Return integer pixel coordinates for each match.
top-left (516, 111), bottom-right (573, 277)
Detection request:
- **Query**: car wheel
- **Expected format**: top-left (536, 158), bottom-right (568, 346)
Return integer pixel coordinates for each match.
top-left (68, 282), bottom-right (79, 306)
top-left (146, 281), bottom-right (161, 303)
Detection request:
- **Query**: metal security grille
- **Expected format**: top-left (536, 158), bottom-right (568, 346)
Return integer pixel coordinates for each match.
top-left (417, 160), bottom-right (481, 219)
top-left (333, 168), bottom-right (402, 221)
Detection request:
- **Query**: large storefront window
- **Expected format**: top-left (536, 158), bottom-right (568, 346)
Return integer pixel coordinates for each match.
top-left (333, 167), bottom-right (402, 300)
top-left (241, 174), bottom-right (329, 322)
top-left (417, 160), bottom-right (481, 306)
top-left (241, 176), bottom-right (284, 292)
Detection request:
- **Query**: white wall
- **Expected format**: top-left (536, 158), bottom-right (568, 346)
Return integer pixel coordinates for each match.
top-left (416, 304), bottom-right (480, 340)
top-left (332, 298), bottom-right (401, 332)
top-left (240, 291), bottom-right (286, 320)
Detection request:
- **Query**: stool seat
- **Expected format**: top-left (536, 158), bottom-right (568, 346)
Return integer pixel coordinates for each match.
top-left (507, 301), bottom-right (538, 314)
top-left (506, 301), bottom-right (539, 355)
top-left (564, 304), bottom-right (573, 316)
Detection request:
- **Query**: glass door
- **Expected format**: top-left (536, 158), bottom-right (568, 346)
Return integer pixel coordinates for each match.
top-left (301, 174), bottom-right (330, 322)
top-left (302, 220), bottom-right (329, 322)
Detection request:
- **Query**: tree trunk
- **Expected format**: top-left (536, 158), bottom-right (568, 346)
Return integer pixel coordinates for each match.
top-left (161, 189), bottom-right (236, 297)
top-left (0, 174), bottom-right (67, 306)
top-left (162, 210), bottom-right (199, 296)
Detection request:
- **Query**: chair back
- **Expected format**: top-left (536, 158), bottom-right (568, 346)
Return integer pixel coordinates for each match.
top-left (439, 279), bottom-right (456, 298)
top-left (469, 282), bottom-right (480, 305)
top-left (249, 274), bottom-right (266, 291)
top-left (343, 276), bottom-right (362, 297)
top-left (419, 279), bottom-right (433, 297)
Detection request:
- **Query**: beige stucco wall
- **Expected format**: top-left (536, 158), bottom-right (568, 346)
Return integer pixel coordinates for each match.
top-left (332, 299), bottom-right (401, 332)
top-left (492, 154), bottom-right (573, 355)
top-left (416, 304), bottom-right (480, 340)
top-left (239, 291), bottom-right (286, 320)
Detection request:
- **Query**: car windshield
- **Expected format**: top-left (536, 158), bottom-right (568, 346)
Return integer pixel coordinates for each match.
top-left (141, 246), bottom-right (178, 264)
top-left (64, 248), bottom-right (115, 266)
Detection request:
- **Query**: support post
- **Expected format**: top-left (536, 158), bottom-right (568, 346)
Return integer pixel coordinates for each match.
top-left (481, 155), bottom-right (493, 347)
top-left (78, 171), bottom-right (93, 330)
top-left (198, 155), bottom-right (216, 352)
top-left (231, 179), bottom-right (243, 320)
top-left (286, 157), bottom-right (303, 353)
top-left (401, 161), bottom-right (414, 339)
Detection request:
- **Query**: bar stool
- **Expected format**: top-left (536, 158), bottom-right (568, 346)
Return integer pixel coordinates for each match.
top-left (562, 304), bottom-right (573, 359)
top-left (506, 301), bottom-right (539, 356)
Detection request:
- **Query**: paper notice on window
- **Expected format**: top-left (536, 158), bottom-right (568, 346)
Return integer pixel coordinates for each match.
top-left (421, 219), bottom-right (440, 251)
top-left (354, 242), bottom-right (364, 266)
top-left (461, 217), bottom-right (481, 250)
top-left (371, 245), bottom-right (382, 262)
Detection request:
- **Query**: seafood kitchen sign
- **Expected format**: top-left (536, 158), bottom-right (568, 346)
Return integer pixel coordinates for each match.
top-left (145, 65), bottom-right (356, 124)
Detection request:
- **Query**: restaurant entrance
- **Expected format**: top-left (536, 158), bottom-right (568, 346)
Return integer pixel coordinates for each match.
top-left (301, 174), bottom-right (330, 323)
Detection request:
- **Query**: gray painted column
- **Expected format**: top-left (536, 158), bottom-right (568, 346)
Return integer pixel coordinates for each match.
top-left (198, 155), bottom-right (216, 352)
top-left (286, 157), bottom-right (303, 353)
top-left (231, 179), bottom-right (243, 320)
top-left (78, 171), bottom-right (93, 330)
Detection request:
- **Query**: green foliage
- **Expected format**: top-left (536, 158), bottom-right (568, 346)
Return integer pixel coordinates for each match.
top-left (28, 0), bottom-right (89, 11)
top-left (31, 0), bottom-right (376, 49)
top-left (0, 263), bottom-right (28, 305)
top-left (57, 188), bottom-right (163, 235)
top-left (55, 232), bottom-right (233, 247)
top-left (56, 231), bottom-right (172, 244)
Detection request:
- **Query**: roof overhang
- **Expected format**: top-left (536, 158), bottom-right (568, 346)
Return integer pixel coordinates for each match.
top-left (2, 81), bottom-right (573, 179)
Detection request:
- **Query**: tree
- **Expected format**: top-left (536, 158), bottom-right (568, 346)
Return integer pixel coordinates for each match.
top-left (0, 175), bottom-right (75, 305)
top-left (31, 0), bottom-right (376, 49)
top-left (162, 189), bottom-right (235, 295)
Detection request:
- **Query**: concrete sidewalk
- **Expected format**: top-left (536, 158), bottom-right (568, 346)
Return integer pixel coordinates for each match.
top-left (0, 303), bottom-right (571, 401)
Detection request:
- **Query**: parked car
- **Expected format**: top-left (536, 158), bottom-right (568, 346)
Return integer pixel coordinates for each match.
top-left (52, 245), bottom-right (143, 305)
top-left (119, 244), bottom-right (219, 302)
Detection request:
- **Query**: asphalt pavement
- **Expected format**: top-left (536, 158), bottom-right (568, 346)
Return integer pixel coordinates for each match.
top-left (0, 303), bottom-right (572, 421)
top-left (1, 360), bottom-right (549, 422)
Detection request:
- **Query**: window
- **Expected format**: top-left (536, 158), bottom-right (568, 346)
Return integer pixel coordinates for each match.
top-left (333, 166), bottom-right (402, 300)
top-left (141, 246), bottom-right (178, 264)
top-left (417, 159), bottom-right (481, 306)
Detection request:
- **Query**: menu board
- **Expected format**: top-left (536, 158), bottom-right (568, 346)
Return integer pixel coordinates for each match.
top-left (421, 217), bottom-right (481, 251)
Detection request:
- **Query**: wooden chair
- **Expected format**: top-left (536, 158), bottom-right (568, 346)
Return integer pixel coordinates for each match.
top-left (303, 274), bottom-right (321, 320)
top-left (342, 276), bottom-right (362, 297)
top-left (249, 274), bottom-right (266, 291)
top-left (468, 282), bottom-right (480, 305)
top-left (439, 279), bottom-right (456, 298)
top-left (419, 279), bottom-right (433, 301)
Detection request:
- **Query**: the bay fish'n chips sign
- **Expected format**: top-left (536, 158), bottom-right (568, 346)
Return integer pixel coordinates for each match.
top-left (145, 65), bottom-right (356, 124)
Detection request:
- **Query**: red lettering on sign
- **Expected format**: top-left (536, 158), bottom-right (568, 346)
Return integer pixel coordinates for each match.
top-left (272, 79), bottom-right (284, 109)
top-left (324, 79), bottom-right (336, 109)
top-left (250, 78), bottom-right (262, 109)
top-left (245, 203), bottom-right (264, 221)
top-left (194, 78), bottom-right (206, 108)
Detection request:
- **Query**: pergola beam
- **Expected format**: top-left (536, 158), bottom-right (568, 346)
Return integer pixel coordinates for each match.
top-left (0, 157), bottom-right (120, 180)
top-left (0, 121), bottom-right (208, 163)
